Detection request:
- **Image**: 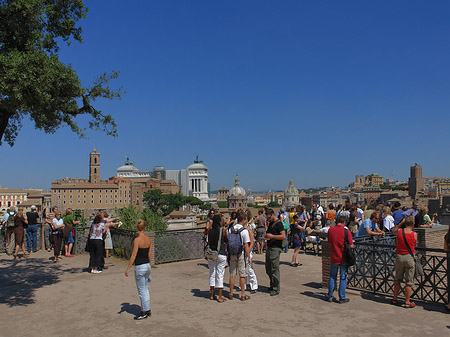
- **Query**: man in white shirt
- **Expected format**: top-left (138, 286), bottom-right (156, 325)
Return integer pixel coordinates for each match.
top-left (227, 209), bottom-right (252, 301)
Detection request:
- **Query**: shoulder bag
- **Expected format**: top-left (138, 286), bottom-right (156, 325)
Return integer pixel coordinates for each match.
top-left (343, 228), bottom-right (356, 267)
top-left (206, 227), bottom-right (223, 262)
top-left (402, 229), bottom-right (424, 277)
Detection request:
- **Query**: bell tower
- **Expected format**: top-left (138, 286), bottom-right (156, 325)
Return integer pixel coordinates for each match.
top-left (89, 147), bottom-right (100, 183)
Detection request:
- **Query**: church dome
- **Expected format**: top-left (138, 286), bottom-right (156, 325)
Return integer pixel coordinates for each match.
top-left (229, 176), bottom-right (246, 197)
top-left (284, 180), bottom-right (298, 195)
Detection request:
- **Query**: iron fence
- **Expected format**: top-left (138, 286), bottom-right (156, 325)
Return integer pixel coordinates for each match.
top-left (110, 228), bottom-right (137, 260)
top-left (153, 227), bottom-right (206, 264)
top-left (348, 239), bottom-right (449, 304)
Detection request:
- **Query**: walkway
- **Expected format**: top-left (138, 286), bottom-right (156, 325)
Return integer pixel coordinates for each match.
top-left (0, 250), bottom-right (448, 337)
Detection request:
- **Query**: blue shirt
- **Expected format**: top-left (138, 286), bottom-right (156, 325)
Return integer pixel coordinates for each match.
top-left (355, 219), bottom-right (377, 237)
top-left (402, 208), bottom-right (418, 218)
top-left (392, 210), bottom-right (404, 225)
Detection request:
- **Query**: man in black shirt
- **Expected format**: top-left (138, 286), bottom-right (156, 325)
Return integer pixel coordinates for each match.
top-left (264, 208), bottom-right (285, 296)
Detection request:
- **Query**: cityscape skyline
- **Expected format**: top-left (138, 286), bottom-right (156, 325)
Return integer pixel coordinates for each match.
top-left (1, 1), bottom-right (450, 190)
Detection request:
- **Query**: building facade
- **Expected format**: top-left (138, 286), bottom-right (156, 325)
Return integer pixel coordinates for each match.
top-left (228, 176), bottom-right (247, 209)
top-left (283, 180), bottom-right (299, 208)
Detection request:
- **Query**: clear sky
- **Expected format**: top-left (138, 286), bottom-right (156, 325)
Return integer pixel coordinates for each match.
top-left (1, 0), bottom-right (450, 192)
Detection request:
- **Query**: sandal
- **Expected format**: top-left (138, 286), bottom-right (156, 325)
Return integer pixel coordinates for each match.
top-left (390, 299), bottom-right (398, 305)
top-left (403, 302), bottom-right (416, 308)
top-left (228, 294), bottom-right (234, 300)
top-left (210, 296), bottom-right (217, 301)
top-left (217, 298), bottom-right (227, 303)
top-left (239, 295), bottom-right (251, 301)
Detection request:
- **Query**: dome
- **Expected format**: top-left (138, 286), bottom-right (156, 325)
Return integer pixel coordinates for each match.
top-left (284, 180), bottom-right (298, 195)
top-left (229, 176), bottom-right (246, 197)
top-left (117, 164), bottom-right (139, 172)
top-left (188, 162), bottom-right (208, 170)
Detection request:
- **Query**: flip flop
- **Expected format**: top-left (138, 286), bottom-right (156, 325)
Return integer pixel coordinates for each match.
top-left (228, 295), bottom-right (234, 300)
top-left (210, 296), bottom-right (217, 301)
top-left (217, 298), bottom-right (227, 303)
top-left (403, 302), bottom-right (415, 308)
top-left (240, 295), bottom-right (251, 301)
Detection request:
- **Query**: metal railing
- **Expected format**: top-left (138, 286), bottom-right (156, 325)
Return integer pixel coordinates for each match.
top-left (348, 239), bottom-right (449, 304)
top-left (153, 227), bottom-right (206, 264)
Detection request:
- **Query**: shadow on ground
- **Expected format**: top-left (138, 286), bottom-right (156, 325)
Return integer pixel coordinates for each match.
top-left (0, 258), bottom-right (64, 307)
top-left (361, 292), bottom-right (447, 313)
top-left (118, 302), bottom-right (141, 316)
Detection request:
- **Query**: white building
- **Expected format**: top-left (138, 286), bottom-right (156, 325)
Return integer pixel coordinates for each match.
top-left (283, 180), bottom-right (299, 208)
top-left (116, 156), bottom-right (210, 201)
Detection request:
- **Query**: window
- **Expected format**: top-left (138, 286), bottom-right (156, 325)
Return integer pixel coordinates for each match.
top-left (94, 168), bottom-right (97, 174)
top-left (16, 201), bottom-right (20, 205)
top-left (7, 201), bottom-right (11, 207)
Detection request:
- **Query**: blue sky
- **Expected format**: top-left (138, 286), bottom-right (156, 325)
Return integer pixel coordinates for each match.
top-left (1, 0), bottom-right (449, 192)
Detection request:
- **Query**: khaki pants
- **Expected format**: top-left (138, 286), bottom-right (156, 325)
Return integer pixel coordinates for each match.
top-left (5, 227), bottom-right (15, 255)
top-left (265, 247), bottom-right (282, 293)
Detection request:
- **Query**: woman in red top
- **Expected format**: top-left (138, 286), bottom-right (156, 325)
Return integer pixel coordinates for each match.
top-left (392, 216), bottom-right (417, 308)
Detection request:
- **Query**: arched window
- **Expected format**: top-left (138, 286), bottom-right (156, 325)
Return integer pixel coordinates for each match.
top-left (94, 168), bottom-right (97, 174)
top-left (94, 157), bottom-right (97, 164)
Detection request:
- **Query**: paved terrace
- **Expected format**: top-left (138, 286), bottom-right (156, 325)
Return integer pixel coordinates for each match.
top-left (0, 250), bottom-right (448, 337)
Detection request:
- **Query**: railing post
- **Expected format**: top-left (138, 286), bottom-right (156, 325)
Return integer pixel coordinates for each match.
top-left (447, 252), bottom-right (450, 305)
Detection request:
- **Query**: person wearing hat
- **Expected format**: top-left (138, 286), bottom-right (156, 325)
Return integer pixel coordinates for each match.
top-left (26, 205), bottom-right (40, 253)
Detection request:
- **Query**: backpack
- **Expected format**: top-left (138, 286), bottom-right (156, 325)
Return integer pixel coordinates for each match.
top-left (6, 213), bottom-right (15, 228)
top-left (228, 226), bottom-right (245, 255)
top-left (280, 213), bottom-right (290, 230)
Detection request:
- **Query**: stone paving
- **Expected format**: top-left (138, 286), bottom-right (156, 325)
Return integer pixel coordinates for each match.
top-left (0, 249), bottom-right (449, 337)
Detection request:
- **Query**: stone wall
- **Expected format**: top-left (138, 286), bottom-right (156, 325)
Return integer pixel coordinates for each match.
top-left (415, 226), bottom-right (449, 250)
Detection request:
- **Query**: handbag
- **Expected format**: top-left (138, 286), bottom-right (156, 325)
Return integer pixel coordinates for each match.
top-left (206, 227), bottom-right (223, 261)
top-left (343, 228), bottom-right (356, 267)
top-left (402, 229), bottom-right (424, 277)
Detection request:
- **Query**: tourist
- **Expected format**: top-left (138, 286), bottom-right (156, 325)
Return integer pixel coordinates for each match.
top-left (290, 214), bottom-right (303, 266)
top-left (297, 205), bottom-right (308, 249)
top-left (243, 209), bottom-right (258, 294)
top-left (277, 206), bottom-right (290, 253)
top-left (355, 203), bottom-right (364, 224)
top-left (335, 204), bottom-right (343, 218)
top-left (26, 205), bottom-right (40, 253)
top-left (2, 207), bottom-right (16, 255)
top-left (103, 212), bottom-right (121, 258)
top-left (326, 204), bottom-right (336, 227)
top-left (125, 220), bottom-right (152, 320)
top-left (348, 207), bottom-right (359, 236)
top-left (203, 209), bottom-right (215, 234)
top-left (392, 216), bottom-right (417, 308)
top-left (326, 215), bottom-right (354, 303)
top-left (414, 208), bottom-right (432, 229)
top-left (382, 207), bottom-right (395, 232)
top-left (13, 208), bottom-right (29, 260)
top-left (88, 214), bottom-right (106, 273)
top-left (63, 208), bottom-right (79, 257)
top-left (444, 225), bottom-right (450, 313)
top-left (205, 214), bottom-right (227, 302)
top-left (355, 212), bottom-right (385, 238)
top-left (45, 206), bottom-right (58, 252)
top-left (264, 208), bottom-right (285, 296)
top-left (423, 207), bottom-right (438, 226)
top-left (225, 210), bottom-right (237, 228)
top-left (227, 209), bottom-right (251, 301)
top-left (255, 209), bottom-right (267, 254)
top-left (310, 204), bottom-right (323, 230)
top-left (51, 211), bottom-right (64, 263)
top-left (392, 202), bottom-right (403, 226)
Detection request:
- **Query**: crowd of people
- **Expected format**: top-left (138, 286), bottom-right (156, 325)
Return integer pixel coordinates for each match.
top-left (1, 199), bottom-right (449, 318)
top-left (204, 200), bottom-right (449, 313)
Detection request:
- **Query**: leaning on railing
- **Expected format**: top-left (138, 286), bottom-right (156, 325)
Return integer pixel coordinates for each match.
top-left (347, 238), bottom-right (449, 304)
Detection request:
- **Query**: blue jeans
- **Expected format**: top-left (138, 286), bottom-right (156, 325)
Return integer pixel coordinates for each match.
top-left (26, 224), bottom-right (38, 251)
top-left (284, 231), bottom-right (289, 253)
top-left (328, 263), bottom-right (348, 300)
top-left (135, 263), bottom-right (151, 311)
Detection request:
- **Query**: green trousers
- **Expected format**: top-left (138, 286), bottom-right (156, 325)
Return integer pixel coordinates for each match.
top-left (265, 247), bottom-right (282, 293)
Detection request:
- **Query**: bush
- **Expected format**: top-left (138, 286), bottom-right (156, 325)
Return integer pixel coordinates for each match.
top-left (114, 205), bottom-right (168, 231)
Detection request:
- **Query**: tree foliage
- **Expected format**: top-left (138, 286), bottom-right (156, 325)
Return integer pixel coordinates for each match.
top-left (0, 0), bottom-right (123, 146)
top-left (142, 190), bottom-right (209, 216)
top-left (114, 205), bottom-right (167, 231)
